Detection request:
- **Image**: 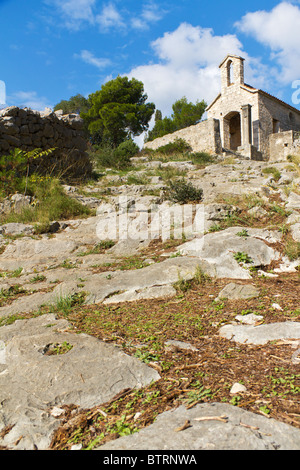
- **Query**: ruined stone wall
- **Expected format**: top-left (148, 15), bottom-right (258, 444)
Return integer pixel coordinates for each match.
top-left (143, 118), bottom-right (222, 155)
top-left (258, 94), bottom-right (300, 160)
top-left (269, 130), bottom-right (300, 162)
top-left (0, 106), bottom-right (92, 178)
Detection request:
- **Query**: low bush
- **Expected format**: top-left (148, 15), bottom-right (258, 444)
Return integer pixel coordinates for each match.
top-left (189, 151), bottom-right (215, 165)
top-left (91, 139), bottom-right (139, 170)
top-left (155, 138), bottom-right (192, 155)
top-left (262, 166), bottom-right (281, 182)
top-left (166, 178), bottom-right (203, 204)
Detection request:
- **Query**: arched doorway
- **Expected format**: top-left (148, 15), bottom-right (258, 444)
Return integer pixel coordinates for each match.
top-left (223, 111), bottom-right (241, 151)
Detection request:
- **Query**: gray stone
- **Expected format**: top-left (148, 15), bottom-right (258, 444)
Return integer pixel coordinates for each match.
top-left (0, 314), bottom-right (160, 450)
top-left (216, 283), bottom-right (260, 301)
top-left (164, 340), bottom-right (198, 352)
top-left (291, 223), bottom-right (300, 242)
top-left (286, 192), bottom-right (300, 210)
top-left (235, 313), bottom-right (264, 325)
top-left (84, 256), bottom-right (211, 305)
top-left (219, 321), bottom-right (300, 345)
top-left (10, 193), bottom-right (32, 213)
top-left (1, 222), bottom-right (34, 236)
top-left (103, 285), bottom-right (177, 304)
top-left (96, 402), bottom-right (300, 450)
top-left (230, 383), bottom-right (247, 394)
top-left (177, 227), bottom-right (281, 279)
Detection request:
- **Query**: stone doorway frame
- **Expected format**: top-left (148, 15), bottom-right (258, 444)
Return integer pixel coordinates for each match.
top-left (223, 111), bottom-right (242, 151)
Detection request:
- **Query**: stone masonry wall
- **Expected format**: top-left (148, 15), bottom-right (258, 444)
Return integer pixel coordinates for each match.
top-left (258, 94), bottom-right (300, 160)
top-left (143, 118), bottom-right (222, 155)
top-left (0, 106), bottom-right (92, 178)
top-left (269, 130), bottom-right (300, 162)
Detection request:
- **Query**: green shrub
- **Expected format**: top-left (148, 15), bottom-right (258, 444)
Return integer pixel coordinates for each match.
top-left (155, 138), bottom-right (192, 155)
top-left (189, 152), bottom-right (215, 165)
top-left (92, 139), bottom-right (139, 170)
top-left (166, 178), bottom-right (203, 204)
top-left (262, 166), bottom-right (281, 182)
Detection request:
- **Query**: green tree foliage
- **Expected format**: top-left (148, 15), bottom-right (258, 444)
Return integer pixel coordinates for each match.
top-left (146, 96), bottom-right (207, 142)
top-left (53, 94), bottom-right (90, 115)
top-left (81, 76), bottom-right (155, 147)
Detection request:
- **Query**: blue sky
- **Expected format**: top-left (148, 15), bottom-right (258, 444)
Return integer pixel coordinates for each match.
top-left (1, 0), bottom-right (300, 123)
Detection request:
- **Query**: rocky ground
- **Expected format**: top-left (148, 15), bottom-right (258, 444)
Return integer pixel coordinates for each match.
top-left (0, 154), bottom-right (300, 450)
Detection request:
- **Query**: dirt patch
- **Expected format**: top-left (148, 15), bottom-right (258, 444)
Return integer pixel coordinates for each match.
top-left (49, 271), bottom-right (300, 450)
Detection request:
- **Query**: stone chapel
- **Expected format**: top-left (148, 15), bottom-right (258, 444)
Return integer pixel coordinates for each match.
top-left (206, 54), bottom-right (300, 159)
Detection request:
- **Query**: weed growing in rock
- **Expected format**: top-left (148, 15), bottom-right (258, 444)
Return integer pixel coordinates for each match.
top-left (233, 251), bottom-right (253, 264)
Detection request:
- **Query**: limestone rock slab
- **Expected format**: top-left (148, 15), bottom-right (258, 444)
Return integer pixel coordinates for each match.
top-left (0, 314), bottom-right (160, 450)
top-left (219, 321), bottom-right (300, 345)
top-left (96, 402), bottom-right (300, 450)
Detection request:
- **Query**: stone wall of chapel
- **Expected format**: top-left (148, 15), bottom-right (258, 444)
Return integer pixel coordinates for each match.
top-left (258, 94), bottom-right (300, 159)
top-left (269, 130), bottom-right (300, 162)
top-left (144, 118), bottom-right (222, 154)
top-left (207, 86), bottom-right (259, 150)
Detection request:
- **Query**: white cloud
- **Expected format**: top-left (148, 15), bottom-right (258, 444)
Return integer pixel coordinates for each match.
top-left (142, 2), bottom-right (164, 23)
top-left (235, 1), bottom-right (300, 83)
top-left (127, 23), bottom-right (246, 117)
top-left (131, 2), bottom-right (165, 30)
top-left (75, 50), bottom-right (112, 69)
top-left (45, 0), bottom-right (96, 29)
top-left (8, 91), bottom-right (53, 111)
top-left (96, 2), bottom-right (125, 31)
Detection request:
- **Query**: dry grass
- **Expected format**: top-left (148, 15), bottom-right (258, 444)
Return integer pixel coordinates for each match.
top-left (48, 270), bottom-right (300, 450)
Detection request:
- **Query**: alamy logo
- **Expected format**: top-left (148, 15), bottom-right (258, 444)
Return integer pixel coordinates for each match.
top-left (292, 80), bottom-right (300, 105)
top-left (96, 197), bottom-right (207, 242)
top-left (0, 80), bottom-right (6, 106)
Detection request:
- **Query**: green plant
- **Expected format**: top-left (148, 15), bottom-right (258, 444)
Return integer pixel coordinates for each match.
top-left (184, 385), bottom-right (213, 404)
top-left (91, 140), bottom-right (139, 170)
top-left (0, 147), bottom-right (55, 198)
top-left (194, 265), bottom-right (211, 284)
top-left (190, 151), bottom-right (215, 165)
top-left (78, 240), bottom-right (115, 256)
top-left (261, 367), bottom-right (300, 399)
top-left (269, 203), bottom-right (289, 218)
top-left (82, 76), bottom-right (155, 147)
top-left (108, 415), bottom-right (138, 437)
top-left (53, 292), bottom-right (87, 315)
top-left (208, 223), bottom-right (222, 232)
top-left (30, 274), bottom-right (46, 283)
top-left (236, 229), bottom-right (249, 237)
top-left (166, 178), bottom-right (203, 204)
top-left (60, 259), bottom-right (78, 269)
top-left (230, 395), bottom-right (241, 406)
top-left (0, 284), bottom-right (27, 306)
top-left (0, 176), bottom-right (92, 227)
top-left (233, 251), bottom-right (253, 264)
top-left (284, 239), bottom-right (300, 261)
top-left (262, 166), bottom-right (281, 182)
top-left (44, 341), bottom-right (73, 355)
top-left (155, 138), bottom-right (192, 155)
top-left (259, 405), bottom-right (271, 415)
top-left (134, 348), bottom-right (161, 363)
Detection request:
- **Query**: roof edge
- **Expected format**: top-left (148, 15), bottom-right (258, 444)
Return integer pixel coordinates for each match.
top-left (219, 54), bottom-right (245, 68)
